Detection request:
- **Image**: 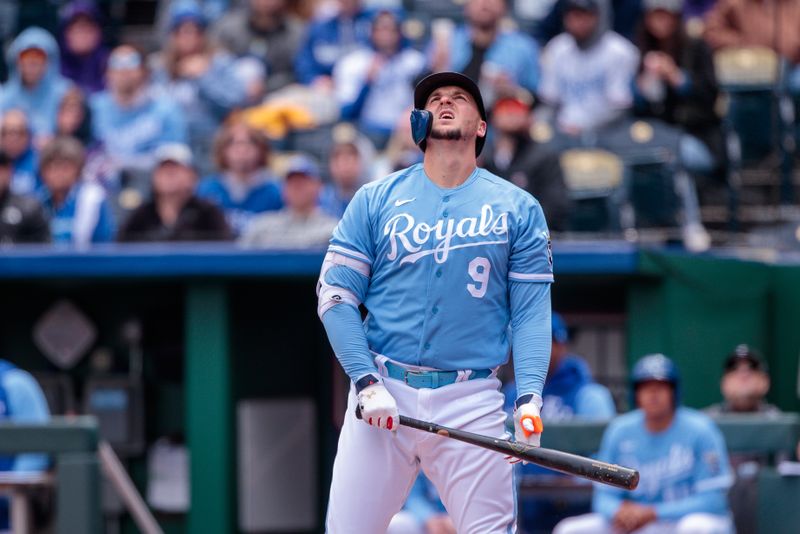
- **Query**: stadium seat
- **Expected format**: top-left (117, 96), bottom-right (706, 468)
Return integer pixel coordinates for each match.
top-left (559, 148), bottom-right (631, 232)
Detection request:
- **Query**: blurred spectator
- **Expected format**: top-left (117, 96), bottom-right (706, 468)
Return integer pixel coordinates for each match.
top-left (240, 154), bottom-right (338, 247)
top-left (295, 0), bottom-right (372, 87)
top-left (333, 9), bottom-right (425, 148)
top-left (554, 354), bottom-right (734, 534)
top-left (58, 1), bottom-right (109, 95)
top-left (0, 359), bottom-right (51, 531)
top-left (534, 0), bottom-right (644, 46)
top-left (684, 0), bottom-right (717, 18)
top-left (705, 344), bottom-right (779, 534)
top-left (90, 45), bottom-right (187, 175)
top-left (634, 0), bottom-right (724, 175)
top-left (0, 110), bottom-right (40, 195)
top-left (1, 27), bottom-right (73, 141)
top-left (197, 121), bottom-right (282, 236)
top-left (503, 312), bottom-right (616, 532)
top-left (37, 136), bottom-right (114, 246)
top-left (705, 0), bottom-right (800, 68)
top-left (319, 126), bottom-right (375, 217)
top-left (212, 0), bottom-right (305, 92)
top-left (118, 143), bottom-right (231, 242)
top-left (56, 86), bottom-right (93, 146)
top-left (480, 93), bottom-right (571, 231)
top-left (150, 1), bottom-right (255, 175)
top-left (387, 475), bottom-right (454, 534)
top-left (706, 344), bottom-right (778, 416)
top-left (537, 313), bottom-right (616, 421)
top-left (428, 0), bottom-right (541, 105)
top-left (0, 149), bottom-right (50, 244)
top-left (538, 0), bottom-right (640, 136)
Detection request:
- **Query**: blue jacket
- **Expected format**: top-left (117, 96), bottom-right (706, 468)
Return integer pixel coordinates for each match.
top-left (10, 146), bottom-right (40, 196)
top-left (39, 181), bottom-right (114, 245)
top-left (541, 355), bottom-right (616, 421)
top-left (89, 90), bottom-right (187, 171)
top-left (196, 173), bottom-right (283, 236)
top-left (442, 26), bottom-right (541, 94)
top-left (1, 27), bottom-right (73, 138)
top-left (294, 10), bottom-right (372, 84)
top-left (0, 360), bottom-right (51, 529)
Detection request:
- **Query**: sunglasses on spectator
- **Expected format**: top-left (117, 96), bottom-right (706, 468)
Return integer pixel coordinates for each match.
top-left (724, 358), bottom-right (762, 373)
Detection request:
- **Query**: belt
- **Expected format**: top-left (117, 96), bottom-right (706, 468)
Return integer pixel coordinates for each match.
top-left (383, 360), bottom-right (492, 389)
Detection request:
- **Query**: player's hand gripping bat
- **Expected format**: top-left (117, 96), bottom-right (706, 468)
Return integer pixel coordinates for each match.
top-left (356, 407), bottom-right (639, 490)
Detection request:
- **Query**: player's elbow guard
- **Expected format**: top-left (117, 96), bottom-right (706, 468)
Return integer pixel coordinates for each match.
top-left (316, 251), bottom-right (369, 318)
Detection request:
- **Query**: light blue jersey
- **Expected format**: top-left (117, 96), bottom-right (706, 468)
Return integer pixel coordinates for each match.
top-left (594, 407), bottom-right (733, 521)
top-left (321, 163), bottom-right (553, 391)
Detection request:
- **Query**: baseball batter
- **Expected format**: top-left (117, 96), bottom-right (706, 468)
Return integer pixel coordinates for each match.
top-left (317, 71), bottom-right (553, 533)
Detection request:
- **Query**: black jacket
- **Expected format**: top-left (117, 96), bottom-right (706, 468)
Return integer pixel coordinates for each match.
top-left (0, 188), bottom-right (50, 244)
top-left (482, 134), bottom-right (572, 232)
top-left (118, 197), bottom-right (232, 242)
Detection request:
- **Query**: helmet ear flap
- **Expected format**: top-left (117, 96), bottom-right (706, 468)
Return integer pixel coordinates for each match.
top-left (410, 109), bottom-right (433, 151)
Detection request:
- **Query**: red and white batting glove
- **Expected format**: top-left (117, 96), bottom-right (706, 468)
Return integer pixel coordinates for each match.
top-left (514, 393), bottom-right (544, 447)
top-left (356, 380), bottom-right (399, 432)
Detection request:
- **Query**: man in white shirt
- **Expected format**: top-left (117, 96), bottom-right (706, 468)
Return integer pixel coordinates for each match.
top-left (538, 0), bottom-right (639, 136)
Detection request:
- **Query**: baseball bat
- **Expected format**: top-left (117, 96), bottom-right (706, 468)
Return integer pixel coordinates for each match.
top-left (355, 408), bottom-right (639, 490)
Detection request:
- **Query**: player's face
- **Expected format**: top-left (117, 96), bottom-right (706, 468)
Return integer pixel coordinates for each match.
top-left (635, 380), bottom-right (674, 419)
top-left (425, 86), bottom-right (486, 145)
top-left (720, 362), bottom-right (769, 408)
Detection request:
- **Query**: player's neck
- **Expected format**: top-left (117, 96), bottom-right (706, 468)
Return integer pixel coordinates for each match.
top-left (423, 145), bottom-right (477, 189)
top-left (644, 412), bottom-right (674, 433)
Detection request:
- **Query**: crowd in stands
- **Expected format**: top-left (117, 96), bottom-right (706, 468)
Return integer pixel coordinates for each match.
top-left (0, 0), bottom-right (799, 250)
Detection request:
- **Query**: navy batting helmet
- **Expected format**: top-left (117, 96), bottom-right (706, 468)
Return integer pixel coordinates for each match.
top-left (631, 353), bottom-right (681, 405)
top-left (411, 71), bottom-right (487, 156)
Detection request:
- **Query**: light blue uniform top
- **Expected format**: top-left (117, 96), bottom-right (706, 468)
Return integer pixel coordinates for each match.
top-left (322, 163), bottom-right (553, 396)
top-left (594, 407), bottom-right (733, 521)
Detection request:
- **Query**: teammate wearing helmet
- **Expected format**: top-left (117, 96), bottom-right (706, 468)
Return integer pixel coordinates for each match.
top-left (554, 354), bottom-right (734, 534)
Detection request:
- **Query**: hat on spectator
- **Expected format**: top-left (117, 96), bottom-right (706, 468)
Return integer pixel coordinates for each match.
top-left (724, 344), bottom-right (768, 374)
top-left (108, 46), bottom-right (144, 71)
top-left (168, 1), bottom-right (208, 30)
top-left (565, 0), bottom-right (600, 12)
top-left (60, 1), bottom-right (103, 26)
top-left (643, 0), bottom-right (684, 13)
top-left (285, 154), bottom-right (321, 180)
top-left (155, 143), bottom-right (194, 168)
top-left (552, 313), bottom-right (569, 344)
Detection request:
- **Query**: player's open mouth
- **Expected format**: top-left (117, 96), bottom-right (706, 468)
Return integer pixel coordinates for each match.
top-left (438, 111), bottom-right (455, 120)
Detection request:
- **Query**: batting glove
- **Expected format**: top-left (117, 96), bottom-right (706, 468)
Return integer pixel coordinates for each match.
top-left (357, 382), bottom-right (399, 432)
top-left (514, 393), bottom-right (544, 447)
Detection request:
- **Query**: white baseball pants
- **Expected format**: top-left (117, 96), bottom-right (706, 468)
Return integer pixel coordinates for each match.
top-left (325, 375), bottom-right (516, 534)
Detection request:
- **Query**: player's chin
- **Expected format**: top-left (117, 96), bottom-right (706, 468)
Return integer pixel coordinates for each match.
top-left (429, 126), bottom-right (463, 141)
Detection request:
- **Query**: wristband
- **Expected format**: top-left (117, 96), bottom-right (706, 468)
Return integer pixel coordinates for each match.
top-left (354, 373), bottom-right (381, 394)
top-left (515, 393), bottom-right (535, 410)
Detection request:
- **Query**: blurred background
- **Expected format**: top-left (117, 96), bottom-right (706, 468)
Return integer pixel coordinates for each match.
top-left (0, 0), bottom-right (798, 533)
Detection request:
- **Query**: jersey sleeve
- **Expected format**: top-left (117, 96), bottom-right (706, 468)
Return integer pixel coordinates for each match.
top-left (328, 186), bottom-right (375, 265)
top-left (508, 199), bottom-right (554, 283)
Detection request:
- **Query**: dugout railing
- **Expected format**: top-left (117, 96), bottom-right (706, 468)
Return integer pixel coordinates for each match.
top-left (0, 416), bottom-right (101, 534)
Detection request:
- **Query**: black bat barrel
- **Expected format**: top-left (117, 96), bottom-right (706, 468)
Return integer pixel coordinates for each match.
top-left (399, 415), bottom-right (639, 491)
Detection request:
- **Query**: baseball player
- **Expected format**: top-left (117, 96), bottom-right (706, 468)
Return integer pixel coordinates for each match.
top-left (554, 354), bottom-right (734, 534)
top-left (317, 71), bottom-right (554, 533)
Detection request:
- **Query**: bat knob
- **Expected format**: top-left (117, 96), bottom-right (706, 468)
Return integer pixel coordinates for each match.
top-left (355, 405), bottom-right (363, 420)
